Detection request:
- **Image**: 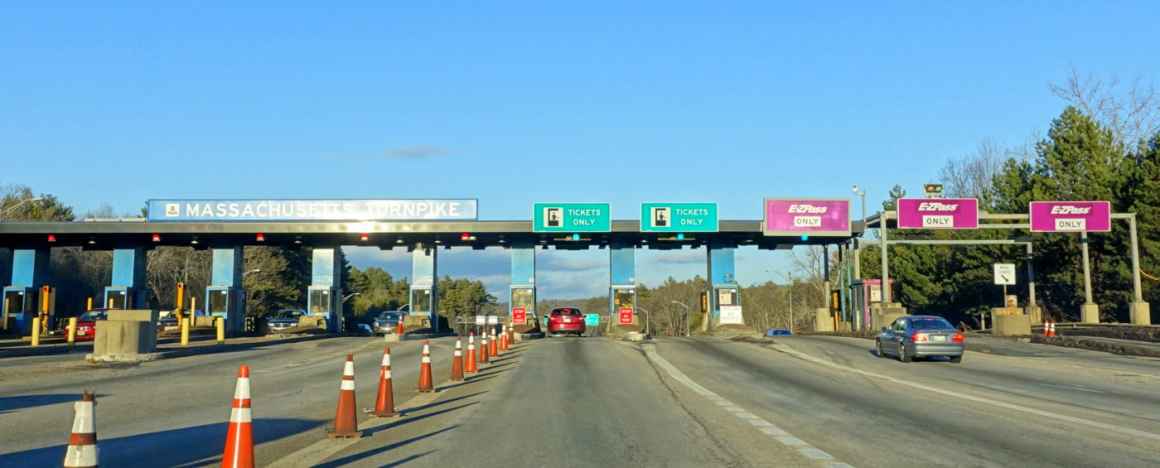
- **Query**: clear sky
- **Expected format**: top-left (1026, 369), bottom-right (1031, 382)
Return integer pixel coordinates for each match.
top-left (3, 3), bottom-right (1158, 298)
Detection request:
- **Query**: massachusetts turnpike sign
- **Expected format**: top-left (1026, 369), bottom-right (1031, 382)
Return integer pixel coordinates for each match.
top-left (147, 199), bottom-right (479, 222)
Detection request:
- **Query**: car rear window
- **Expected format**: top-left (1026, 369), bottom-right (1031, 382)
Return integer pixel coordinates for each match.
top-left (910, 318), bottom-right (954, 330)
top-left (551, 308), bottom-right (580, 316)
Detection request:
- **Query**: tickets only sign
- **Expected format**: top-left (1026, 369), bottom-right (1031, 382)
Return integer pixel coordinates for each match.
top-left (897, 198), bottom-right (979, 230)
top-left (1029, 201), bottom-right (1112, 233)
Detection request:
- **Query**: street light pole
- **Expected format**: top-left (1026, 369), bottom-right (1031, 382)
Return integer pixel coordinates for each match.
top-left (670, 300), bottom-right (690, 336)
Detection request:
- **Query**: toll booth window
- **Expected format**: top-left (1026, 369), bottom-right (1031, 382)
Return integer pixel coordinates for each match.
top-left (413, 289), bottom-right (432, 313)
top-left (108, 291), bottom-right (128, 310)
top-left (208, 290), bottom-right (229, 314)
top-left (613, 289), bottom-right (634, 310)
top-left (309, 289), bottom-right (331, 315)
top-left (718, 288), bottom-right (738, 306)
top-left (4, 290), bottom-right (27, 318)
top-left (511, 288), bottom-right (533, 310)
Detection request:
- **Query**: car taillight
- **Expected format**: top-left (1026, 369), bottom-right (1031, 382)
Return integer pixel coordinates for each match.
top-left (911, 332), bottom-right (928, 343)
top-left (952, 332), bottom-right (965, 344)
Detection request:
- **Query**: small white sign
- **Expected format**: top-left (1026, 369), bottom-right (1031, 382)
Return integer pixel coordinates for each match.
top-left (719, 305), bottom-right (744, 325)
top-left (1055, 218), bottom-right (1086, 231)
top-left (474, 315), bottom-right (486, 325)
top-left (922, 215), bottom-right (954, 228)
top-left (993, 263), bottom-right (1016, 286)
top-left (486, 315), bottom-right (499, 325)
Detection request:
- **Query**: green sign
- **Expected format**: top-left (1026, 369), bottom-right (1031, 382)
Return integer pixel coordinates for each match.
top-left (533, 203), bottom-right (611, 232)
top-left (584, 313), bottom-right (600, 327)
top-left (640, 203), bottom-right (718, 232)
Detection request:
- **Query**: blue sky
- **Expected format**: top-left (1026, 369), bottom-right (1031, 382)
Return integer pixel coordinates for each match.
top-left (3, 3), bottom-right (1158, 298)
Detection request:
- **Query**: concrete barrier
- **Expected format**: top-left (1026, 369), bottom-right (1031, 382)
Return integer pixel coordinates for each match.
top-left (870, 303), bottom-right (908, 331)
top-left (814, 308), bottom-right (834, 332)
top-left (89, 309), bottom-right (158, 362)
top-left (991, 308), bottom-right (1031, 336)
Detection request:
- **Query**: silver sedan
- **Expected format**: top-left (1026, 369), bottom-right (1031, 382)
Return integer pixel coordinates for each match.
top-left (876, 315), bottom-right (965, 363)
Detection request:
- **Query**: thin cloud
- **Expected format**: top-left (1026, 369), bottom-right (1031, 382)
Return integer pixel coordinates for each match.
top-left (383, 145), bottom-right (449, 159)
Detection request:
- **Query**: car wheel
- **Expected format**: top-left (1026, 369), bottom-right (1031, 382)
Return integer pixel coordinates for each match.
top-left (949, 355), bottom-right (962, 363)
top-left (875, 340), bottom-right (884, 357)
top-left (898, 342), bottom-right (911, 363)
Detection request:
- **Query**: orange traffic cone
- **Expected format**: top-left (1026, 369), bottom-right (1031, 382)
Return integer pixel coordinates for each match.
top-left (418, 340), bottom-right (435, 392)
top-left (328, 354), bottom-right (361, 438)
top-left (63, 391), bottom-right (98, 468)
top-left (489, 329), bottom-right (499, 357)
top-left (373, 347), bottom-right (396, 417)
top-left (451, 338), bottom-right (464, 382)
top-left (396, 320), bottom-right (405, 337)
top-left (465, 333), bottom-right (478, 374)
top-left (222, 365), bottom-right (254, 468)
top-left (480, 332), bottom-right (490, 364)
top-left (1047, 320), bottom-right (1057, 337)
top-left (498, 325), bottom-right (507, 353)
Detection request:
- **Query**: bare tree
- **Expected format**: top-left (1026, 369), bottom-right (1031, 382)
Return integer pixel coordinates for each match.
top-left (1049, 68), bottom-right (1160, 148)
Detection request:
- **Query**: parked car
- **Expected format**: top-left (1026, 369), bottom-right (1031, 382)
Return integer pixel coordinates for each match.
top-left (265, 309), bottom-right (303, 333)
top-left (876, 315), bottom-right (965, 363)
top-left (372, 312), bottom-right (403, 335)
top-left (74, 309), bottom-right (109, 341)
top-left (353, 323), bottom-right (375, 336)
top-left (765, 328), bottom-right (793, 337)
top-left (547, 307), bottom-right (586, 336)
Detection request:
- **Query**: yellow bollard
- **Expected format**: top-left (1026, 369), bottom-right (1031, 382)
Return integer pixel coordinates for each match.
top-left (86, 296), bottom-right (93, 312)
top-left (30, 317), bottom-right (41, 347)
top-left (180, 318), bottom-right (190, 346)
top-left (67, 317), bottom-right (77, 350)
top-left (216, 317), bottom-right (225, 344)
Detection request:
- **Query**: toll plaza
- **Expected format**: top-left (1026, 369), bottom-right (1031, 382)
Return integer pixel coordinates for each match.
top-left (0, 198), bottom-right (862, 340)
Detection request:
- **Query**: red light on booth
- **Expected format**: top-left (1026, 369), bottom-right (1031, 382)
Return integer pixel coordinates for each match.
top-left (47, 234), bottom-right (57, 243)
top-left (359, 233), bottom-right (369, 242)
top-left (461, 232), bottom-right (471, 241)
top-left (152, 233), bottom-right (161, 242)
top-left (256, 232), bottom-right (266, 242)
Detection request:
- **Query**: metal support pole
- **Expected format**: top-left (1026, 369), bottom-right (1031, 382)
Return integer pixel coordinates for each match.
top-left (1129, 215), bottom-right (1143, 303)
top-left (1081, 231), bottom-right (1093, 305)
top-left (880, 212), bottom-right (891, 304)
top-left (1026, 243), bottom-right (1037, 307)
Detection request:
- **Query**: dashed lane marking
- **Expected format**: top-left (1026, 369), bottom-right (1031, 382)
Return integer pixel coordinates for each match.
top-left (643, 345), bottom-right (854, 468)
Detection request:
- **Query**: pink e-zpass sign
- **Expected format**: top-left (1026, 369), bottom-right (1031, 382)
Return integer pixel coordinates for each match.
top-left (1030, 201), bottom-right (1111, 233)
top-left (897, 198), bottom-right (979, 229)
top-left (763, 199), bottom-right (850, 237)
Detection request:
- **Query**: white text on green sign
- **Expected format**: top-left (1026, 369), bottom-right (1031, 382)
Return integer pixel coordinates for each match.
top-left (640, 203), bottom-right (718, 232)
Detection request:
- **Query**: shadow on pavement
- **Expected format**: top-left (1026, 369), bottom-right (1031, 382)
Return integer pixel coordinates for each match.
top-left (437, 374), bottom-right (499, 391)
top-left (316, 427), bottom-right (455, 468)
top-left (0, 393), bottom-right (105, 415)
top-left (0, 417), bottom-right (323, 467)
top-left (403, 391), bottom-right (486, 415)
top-left (365, 403), bottom-right (477, 438)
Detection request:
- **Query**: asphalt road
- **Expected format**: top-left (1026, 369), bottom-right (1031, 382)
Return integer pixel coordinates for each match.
top-left (3, 333), bottom-right (1157, 467)
top-left (653, 335), bottom-right (1160, 468)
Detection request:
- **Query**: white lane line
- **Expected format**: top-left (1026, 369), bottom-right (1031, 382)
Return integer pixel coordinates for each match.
top-left (644, 346), bottom-right (852, 467)
top-left (772, 343), bottom-right (1160, 444)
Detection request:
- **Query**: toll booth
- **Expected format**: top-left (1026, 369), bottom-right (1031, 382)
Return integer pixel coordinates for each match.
top-left (410, 244), bottom-right (438, 332)
top-left (708, 247), bottom-right (743, 327)
top-left (308, 248), bottom-right (343, 333)
top-left (609, 245), bottom-right (636, 327)
top-left (2, 249), bottom-right (50, 335)
top-left (207, 248), bottom-right (247, 335)
top-left (851, 278), bottom-right (893, 331)
top-left (510, 244), bottom-right (535, 327)
top-left (104, 248), bottom-right (148, 310)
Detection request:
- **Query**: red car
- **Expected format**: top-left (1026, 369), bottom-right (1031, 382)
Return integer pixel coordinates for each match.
top-left (73, 309), bottom-right (108, 341)
top-left (547, 307), bottom-right (585, 336)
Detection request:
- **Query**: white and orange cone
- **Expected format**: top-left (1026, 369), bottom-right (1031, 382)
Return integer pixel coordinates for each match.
top-left (328, 354), bottom-right (361, 438)
top-left (418, 340), bottom-right (435, 392)
top-left (489, 329), bottom-right (499, 357)
top-left (465, 333), bottom-right (478, 374)
top-left (480, 331), bottom-right (490, 364)
top-left (63, 391), bottom-right (98, 468)
top-left (222, 365), bottom-right (254, 468)
top-left (373, 347), bottom-right (396, 417)
top-left (451, 338), bottom-right (465, 381)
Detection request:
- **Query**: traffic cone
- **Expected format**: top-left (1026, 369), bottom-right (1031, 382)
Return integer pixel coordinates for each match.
top-left (1048, 320), bottom-right (1056, 337)
top-left (499, 325), bottom-right (508, 353)
top-left (418, 340), bottom-right (435, 392)
top-left (328, 354), bottom-right (361, 438)
top-left (63, 391), bottom-right (98, 468)
top-left (465, 333), bottom-right (478, 374)
top-left (489, 329), bottom-right (498, 357)
top-left (480, 332), bottom-right (490, 364)
top-left (372, 347), bottom-right (396, 417)
top-left (396, 320), bottom-right (405, 337)
top-left (222, 365), bottom-right (254, 468)
top-left (451, 338), bottom-right (464, 382)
